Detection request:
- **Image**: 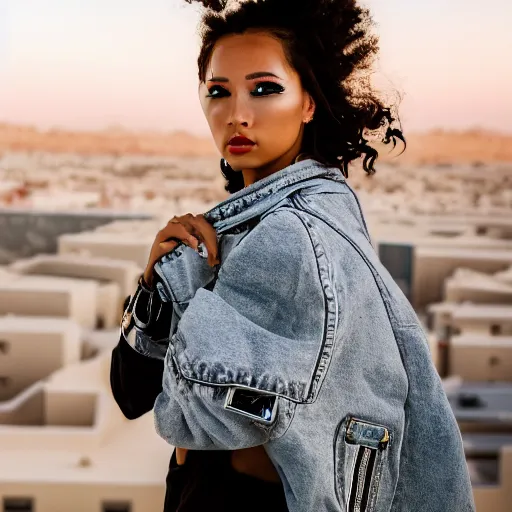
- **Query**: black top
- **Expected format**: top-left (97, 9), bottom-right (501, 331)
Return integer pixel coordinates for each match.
top-left (109, 278), bottom-right (289, 512)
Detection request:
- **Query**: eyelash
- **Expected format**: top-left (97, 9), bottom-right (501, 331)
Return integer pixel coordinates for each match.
top-left (206, 81), bottom-right (285, 99)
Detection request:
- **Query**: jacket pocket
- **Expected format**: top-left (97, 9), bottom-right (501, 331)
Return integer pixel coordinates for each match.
top-left (334, 415), bottom-right (390, 512)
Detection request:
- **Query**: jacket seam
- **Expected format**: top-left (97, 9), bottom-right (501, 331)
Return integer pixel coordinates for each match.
top-left (168, 208), bottom-right (330, 404)
top-left (288, 198), bottom-right (410, 373)
top-left (343, 181), bottom-right (373, 244)
top-left (282, 207), bottom-right (329, 402)
top-left (292, 201), bottom-right (412, 329)
top-left (276, 204), bottom-right (339, 403)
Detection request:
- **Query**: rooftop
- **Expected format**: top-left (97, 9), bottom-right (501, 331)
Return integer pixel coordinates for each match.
top-left (446, 382), bottom-right (512, 423)
top-left (0, 315), bottom-right (81, 336)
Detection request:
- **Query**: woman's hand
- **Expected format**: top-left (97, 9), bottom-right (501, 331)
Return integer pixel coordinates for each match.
top-left (143, 213), bottom-right (220, 288)
top-left (145, 214), bottom-right (219, 468)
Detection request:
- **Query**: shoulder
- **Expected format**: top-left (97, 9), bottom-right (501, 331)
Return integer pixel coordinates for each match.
top-left (218, 207), bottom-right (316, 282)
top-left (213, 208), bottom-right (325, 338)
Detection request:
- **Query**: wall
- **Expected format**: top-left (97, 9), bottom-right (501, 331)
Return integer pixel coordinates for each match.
top-left (0, 333), bottom-right (64, 402)
top-left (0, 209), bottom-right (152, 264)
top-left (413, 253), bottom-right (511, 309)
top-left (0, 482), bottom-right (165, 512)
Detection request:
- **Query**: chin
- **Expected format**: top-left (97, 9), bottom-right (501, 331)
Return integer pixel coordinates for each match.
top-left (225, 153), bottom-right (259, 168)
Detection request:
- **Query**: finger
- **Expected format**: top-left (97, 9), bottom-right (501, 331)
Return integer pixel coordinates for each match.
top-left (177, 217), bottom-right (213, 257)
top-left (159, 221), bottom-right (199, 249)
top-left (158, 240), bottom-right (179, 253)
top-left (195, 216), bottom-right (220, 266)
top-left (183, 215), bottom-right (220, 266)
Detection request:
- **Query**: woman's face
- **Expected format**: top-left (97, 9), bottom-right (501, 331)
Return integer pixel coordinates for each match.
top-left (198, 31), bottom-right (315, 182)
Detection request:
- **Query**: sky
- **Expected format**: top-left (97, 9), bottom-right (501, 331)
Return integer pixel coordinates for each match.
top-left (0, 0), bottom-right (510, 135)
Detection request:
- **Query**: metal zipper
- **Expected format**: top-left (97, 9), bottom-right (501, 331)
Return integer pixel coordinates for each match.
top-left (341, 417), bottom-right (390, 512)
top-left (349, 446), bottom-right (377, 512)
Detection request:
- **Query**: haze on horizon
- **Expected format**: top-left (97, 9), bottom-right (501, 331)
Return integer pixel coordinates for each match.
top-left (0, 0), bottom-right (510, 136)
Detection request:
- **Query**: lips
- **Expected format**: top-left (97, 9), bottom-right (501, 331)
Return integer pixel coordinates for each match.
top-left (228, 135), bottom-right (255, 146)
top-left (227, 134), bottom-right (256, 155)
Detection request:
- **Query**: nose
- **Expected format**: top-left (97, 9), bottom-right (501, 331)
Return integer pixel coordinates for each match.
top-left (227, 93), bottom-right (252, 128)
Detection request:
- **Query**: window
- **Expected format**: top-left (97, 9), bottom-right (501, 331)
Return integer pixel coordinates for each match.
top-left (466, 455), bottom-right (499, 486)
top-left (490, 324), bottom-right (502, 336)
top-left (0, 340), bottom-right (9, 354)
top-left (378, 243), bottom-right (414, 302)
top-left (3, 497), bottom-right (33, 512)
top-left (102, 502), bottom-right (131, 512)
top-left (489, 356), bottom-right (500, 367)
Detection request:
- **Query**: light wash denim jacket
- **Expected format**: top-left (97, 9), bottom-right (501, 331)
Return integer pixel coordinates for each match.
top-left (126, 158), bottom-right (475, 512)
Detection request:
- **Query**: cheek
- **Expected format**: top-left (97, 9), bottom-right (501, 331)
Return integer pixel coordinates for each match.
top-left (200, 100), bottom-right (226, 146)
top-left (261, 94), bottom-right (303, 121)
top-left (255, 94), bottom-right (303, 145)
top-left (206, 103), bottom-right (228, 125)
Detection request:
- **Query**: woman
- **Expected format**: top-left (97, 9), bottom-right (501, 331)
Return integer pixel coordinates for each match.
top-left (110, 0), bottom-right (476, 511)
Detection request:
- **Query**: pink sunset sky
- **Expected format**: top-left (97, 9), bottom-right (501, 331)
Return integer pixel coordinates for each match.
top-left (0, 0), bottom-right (510, 135)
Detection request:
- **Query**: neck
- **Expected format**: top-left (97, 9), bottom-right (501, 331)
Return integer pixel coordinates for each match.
top-left (241, 136), bottom-right (308, 187)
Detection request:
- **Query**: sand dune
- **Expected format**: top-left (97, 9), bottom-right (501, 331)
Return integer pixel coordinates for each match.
top-left (375, 130), bottom-right (512, 166)
top-left (0, 123), bottom-right (511, 164)
top-left (0, 124), bottom-right (217, 157)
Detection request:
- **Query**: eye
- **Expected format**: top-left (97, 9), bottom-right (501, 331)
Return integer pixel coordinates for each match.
top-left (251, 81), bottom-right (285, 96)
top-left (206, 85), bottom-right (229, 99)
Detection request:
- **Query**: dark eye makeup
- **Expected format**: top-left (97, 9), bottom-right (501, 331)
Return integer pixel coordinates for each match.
top-left (206, 81), bottom-right (285, 99)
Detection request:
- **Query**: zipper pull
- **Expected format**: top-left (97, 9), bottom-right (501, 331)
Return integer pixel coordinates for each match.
top-left (379, 428), bottom-right (390, 450)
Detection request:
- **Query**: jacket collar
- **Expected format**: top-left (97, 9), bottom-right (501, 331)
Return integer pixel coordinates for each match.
top-left (204, 158), bottom-right (345, 233)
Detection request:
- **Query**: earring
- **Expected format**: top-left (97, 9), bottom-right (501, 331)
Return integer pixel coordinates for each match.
top-left (220, 158), bottom-right (233, 179)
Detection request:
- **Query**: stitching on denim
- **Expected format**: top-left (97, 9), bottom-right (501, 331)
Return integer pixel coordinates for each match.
top-left (176, 352), bottom-right (309, 402)
top-left (334, 417), bottom-right (350, 507)
top-left (269, 397), bottom-right (298, 440)
top-left (204, 163), bottom-right (340, 223)
top-left (288, 200), bottom-right (413, 487)
top-left (343, 181), bottom-right (373, 245)
top-left (293, 202), bottom-right (414, 328)
top-left (164, 207), bottom-right (336, 402)
top-left (282, 204), bottom-right (339, 403)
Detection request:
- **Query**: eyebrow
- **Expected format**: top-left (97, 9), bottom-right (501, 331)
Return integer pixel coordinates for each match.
top-left (207, 71), bottom-right (281, 82)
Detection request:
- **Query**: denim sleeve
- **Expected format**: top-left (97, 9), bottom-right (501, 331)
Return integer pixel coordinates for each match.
top-left (153, 209), bottom-right (327, 450)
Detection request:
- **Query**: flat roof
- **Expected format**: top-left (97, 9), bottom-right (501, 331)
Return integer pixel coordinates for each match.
top-left (11, 253), bottom-right (142, 270)
top-left (427, 302), bottom-right (459, 315)
top-left (463, 433), bottom-right (512, 455)
top-left (494, 267), bottom-right (512, 282)
top-left (446, 382), bottom-right (512, 422)
top-left (451, 334), bottom-right (512, 347)
top-left (427, 302), bottom-right (512, 320)
top-left (0, 275), bottom-right (97, 292)
top-left (0, 351), bottom-right (172, 484)
top-left (0, 316), bottom-right (81, 335)
top-left (0, 414), bottom-right (172, 485)
top-left (447, 279), bottom-right (512, 294)
top-left (59, 232), bottom-right (154, 244)
top-left (417, 246), bottom-right (512, 261)
top-left (377, 236), bottom-right (512, 250)
top-left (453, 304), bottom-right (512, 321)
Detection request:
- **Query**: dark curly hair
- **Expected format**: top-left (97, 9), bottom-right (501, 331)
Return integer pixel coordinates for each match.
top-left (185, 0), bottom-right (405, 193)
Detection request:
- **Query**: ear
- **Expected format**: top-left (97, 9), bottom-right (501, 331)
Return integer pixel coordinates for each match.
top-left (302, 92), bottom-right (316, 123)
